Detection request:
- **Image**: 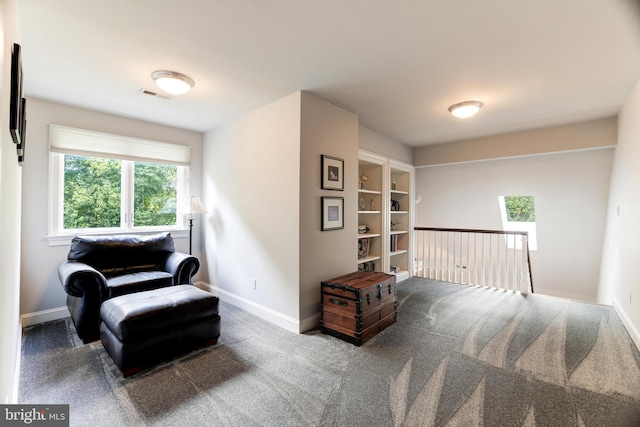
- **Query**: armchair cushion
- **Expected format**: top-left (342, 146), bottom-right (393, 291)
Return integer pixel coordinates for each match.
top-left (106, 271), bottom-right (174, 299)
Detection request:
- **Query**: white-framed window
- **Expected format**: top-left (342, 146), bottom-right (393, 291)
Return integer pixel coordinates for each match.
top-left (48, 125), bottom-right (191, 237)
top-left (498, 195), bottom-right (537, 250)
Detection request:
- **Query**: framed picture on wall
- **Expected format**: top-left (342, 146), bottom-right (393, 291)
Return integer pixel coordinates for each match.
top-left (321, 196), bottom-right (344, 231)
top-left (321, 155), bottom-right (344, 190)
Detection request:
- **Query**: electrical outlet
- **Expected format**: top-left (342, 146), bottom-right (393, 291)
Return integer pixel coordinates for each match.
top-left (252, 279), bottom-right (257, 290)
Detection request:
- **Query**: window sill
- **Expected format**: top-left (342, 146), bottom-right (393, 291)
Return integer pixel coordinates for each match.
top-left (46, 228), bottom-right (189, 247)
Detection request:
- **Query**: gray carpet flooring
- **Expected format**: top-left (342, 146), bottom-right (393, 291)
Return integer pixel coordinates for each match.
top-left (19, 279), bottom-right (640, 426)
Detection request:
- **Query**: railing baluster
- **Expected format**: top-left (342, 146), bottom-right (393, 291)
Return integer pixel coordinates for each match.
top-left (481, 233), bottom-right (485, 287)
top-left (449, 232), bottom-right (453, 282)
top-left (471, 233), bottom-right (476, 285)
top-left (439, 232), bottom-right (442, 280)
top-left (452, 232), bottom-right (455, 283)
top-left (473, 233), bottom-right (482, 285)
top-left (521, 234), bottom-right (530, 294)
top-left (474, 233), bottom-right (478, 285)
top-left (428, 230), bottom-right (432, 279)
top-left (505, 234), bottom-right (509, 290)
top-left (419, 228), bottom-right (424, 278)
top-left (508, 235), bottom-right (511, 290)
top-left (426, 231), bottom-right (429, 278)
top-left (513, 235), bottom-right (516, 291)
top-left (440, 231), bottom-right (444, 281)
top-left (462, 232), bottom-right (466, 284)
top-left (448, 232), bottom-right (452, 283)
top-left (423, 230), bottom-right (427, 278)
top-left (439, 231), bottom-right (444, 281)
top-left (467, 233), bottom-right (472, 285)
top-left (494, 234), bottom-right (498, 289)
top-left (504, 235), bottom-right (508, 290)
top-left (428, 231), bottom-right (432, 279)
top-left (425, 230), bottom-right (429, 278)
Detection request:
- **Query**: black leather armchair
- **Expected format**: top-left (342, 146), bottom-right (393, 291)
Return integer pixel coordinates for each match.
top-left (58, 232), bottom-right (200, 343)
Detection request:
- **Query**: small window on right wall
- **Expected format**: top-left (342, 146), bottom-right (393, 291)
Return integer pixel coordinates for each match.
top-left (498, 195), bottom-right (538, 250)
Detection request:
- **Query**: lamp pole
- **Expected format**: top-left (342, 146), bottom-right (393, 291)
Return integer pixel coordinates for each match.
top-left (188, 217), bottom-right (194, 255)
top-left (181, 196), bottom-right (207, 256)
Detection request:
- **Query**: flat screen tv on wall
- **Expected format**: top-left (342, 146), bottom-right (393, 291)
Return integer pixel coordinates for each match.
top-left (10, 43), bottom-right (26, 165)
top-left (10, 43), bottom-right (23, 147)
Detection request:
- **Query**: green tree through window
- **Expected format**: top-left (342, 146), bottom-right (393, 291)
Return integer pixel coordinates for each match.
top-left (134, 162), bottom-right (177, 226)
top-left (64, 155), bottom-right (121, 229)
top-left (504, 195), bottom-right (535, 222)
top-left (62, 154), bottom-right (180, 231)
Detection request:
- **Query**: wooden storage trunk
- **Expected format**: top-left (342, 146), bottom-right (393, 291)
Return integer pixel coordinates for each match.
top-left (321, 271), bottom-right (396, 346)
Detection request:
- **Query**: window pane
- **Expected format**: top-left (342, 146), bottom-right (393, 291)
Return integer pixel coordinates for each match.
top-left (504, 195), bottom-right (535, 222)
top-left (64, 155), bottom-right (122, 229)
top-left (134, 162), bottom-right (177, 226)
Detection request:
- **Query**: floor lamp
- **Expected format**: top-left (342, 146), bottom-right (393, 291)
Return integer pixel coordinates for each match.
top-left (180, 196), bottom-right (207, 255)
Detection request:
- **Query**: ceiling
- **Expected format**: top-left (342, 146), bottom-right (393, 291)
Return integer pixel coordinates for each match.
top-left (19, 0), bottom-right (640, 147)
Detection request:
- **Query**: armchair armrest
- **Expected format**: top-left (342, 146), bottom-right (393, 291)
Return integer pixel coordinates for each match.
top-left (164, 252), bottom-right (200, 285)
top-left (58, 261), bottom-right (108, 343)
top-left (58, 261), bottom-right (107, 301)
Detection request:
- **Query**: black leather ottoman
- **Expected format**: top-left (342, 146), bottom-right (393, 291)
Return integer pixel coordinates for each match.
top-left (100, 285), bottom-right (220, 377)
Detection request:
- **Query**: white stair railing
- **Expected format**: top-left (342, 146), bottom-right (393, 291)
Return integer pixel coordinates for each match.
top-left (414, 227), bottom-right (533, 294)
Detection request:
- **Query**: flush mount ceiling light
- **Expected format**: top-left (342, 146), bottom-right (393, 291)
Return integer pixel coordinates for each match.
top-left (151, 70), bottom-right (195, 95)
top-left (448, 100), bottom-right (483, 118)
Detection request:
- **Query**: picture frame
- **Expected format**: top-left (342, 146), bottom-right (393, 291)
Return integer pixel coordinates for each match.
top-left (10, 43), bottom-right (23, 146)
top-left (321, 196), bottom-right (344, 231)
top-left (321, 155), bottom-right (344, 191)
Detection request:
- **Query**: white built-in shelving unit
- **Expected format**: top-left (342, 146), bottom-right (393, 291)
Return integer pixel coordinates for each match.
top-left (357, 150), bottom-right (414, 280)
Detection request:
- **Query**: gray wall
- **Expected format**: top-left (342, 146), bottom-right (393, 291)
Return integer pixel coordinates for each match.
top-left (203, 92), bottom-right (303, 330)
top-left (414, 117), bottom-right (617, 167)
top-left (359, 126), bottom-right (412, 164)
top-left (414, 119), bottom-right (616, 303)
top-left (20, 98), bottom-right (203, 321)
top-left (299, 92), bottom-right (359, 321)
top-left (599, 76), bottom-right (640, 348)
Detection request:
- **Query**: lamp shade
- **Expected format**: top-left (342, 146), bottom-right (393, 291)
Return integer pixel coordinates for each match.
top-left (179, 196), bottom-right (207, 215)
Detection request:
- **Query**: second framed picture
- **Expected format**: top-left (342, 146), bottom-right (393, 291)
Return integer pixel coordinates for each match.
top-left (321, 197), bottom-right (344, 231)
top-left (321, 155), bottom-right (344, 191)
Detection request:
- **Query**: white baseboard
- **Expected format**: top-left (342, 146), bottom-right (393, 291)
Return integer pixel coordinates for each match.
top-left (196, 281), bottom-right (318, 334)
top-left (391, 270), bottom-right (410, 282)
top-left (534, 287), bottom-right (598, 304)
top-left (20, 307), bottom-right (70, 328)
top-left (299, 312), bottom-right (321, 332)
top-left (612, 297), bottom-right (640, 352)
